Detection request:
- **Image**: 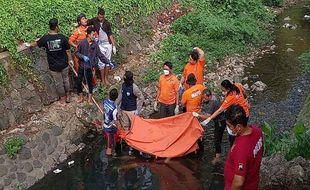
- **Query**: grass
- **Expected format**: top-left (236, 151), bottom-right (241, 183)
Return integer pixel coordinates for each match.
top-left (299, 52), bottom-right (310, 73)
top-left (4, 137), bottom-right (25, 158)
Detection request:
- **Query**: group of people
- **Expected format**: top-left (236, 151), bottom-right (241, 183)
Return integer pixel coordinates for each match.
top-left (24, 7), bottom-right (264, 190)
top-left (27, 8), bottom-right (116, 104)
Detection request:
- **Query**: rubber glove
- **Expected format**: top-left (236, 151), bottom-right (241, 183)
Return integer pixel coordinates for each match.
top-left (174, 105), bottom-right (179, 115)
top-left (192, 112), bottom-right (199, 117)
top-left (109, 62), bottom-right (115, 69)
top-left (154, 101), bottom-right (158, 112)
top-left (200, 118), bottom-right (211, 127)
top-left (112, 46), bottom-right (117, 54)
top-left (83, 55), bottom-right (90, 63)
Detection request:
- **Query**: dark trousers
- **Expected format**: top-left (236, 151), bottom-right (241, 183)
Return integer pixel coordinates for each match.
top-left (159, 102), bottom-right (176, 118)
top-left (214, 120), bottom-right (235, 154)
top-left (77, 67), bottom-right (93, 94)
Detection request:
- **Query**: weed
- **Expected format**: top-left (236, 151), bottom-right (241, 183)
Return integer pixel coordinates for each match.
top-left (0, 63), bottom-right (9, 87)
top-left (299, 52), bottom-right (310, 73)
top-left (262, 122), bottom-right (310, 160)
top-left (94, 85), bottom-right (108, 102)
top-left (4, 137), bottom-right (25, 158)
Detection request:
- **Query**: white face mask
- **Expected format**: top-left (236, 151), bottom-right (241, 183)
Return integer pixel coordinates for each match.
top-left (227, 127), bottom-right (237, 136)
top-left (163, 69), bottom-right (170, 75)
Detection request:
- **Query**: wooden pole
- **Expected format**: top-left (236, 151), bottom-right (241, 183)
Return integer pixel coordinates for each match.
top-left (68, 63), bottom-right (104, 114)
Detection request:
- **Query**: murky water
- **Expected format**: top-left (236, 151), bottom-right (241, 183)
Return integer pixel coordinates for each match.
top-left (29, 3), bottom-right (310, 190)
top-left (247, 2), bottom-right (310, 129)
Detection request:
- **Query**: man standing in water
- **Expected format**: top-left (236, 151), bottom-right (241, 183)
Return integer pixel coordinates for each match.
top-left (88, 7), bottom-right (116, 85)
top-left (224, 105), bottom-right (263, 190)
top-left (26, 18), bottom-right (73, 106)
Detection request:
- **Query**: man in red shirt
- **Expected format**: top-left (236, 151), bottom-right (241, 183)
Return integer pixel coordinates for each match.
top-left (224, 105), bottom-right (263, 190)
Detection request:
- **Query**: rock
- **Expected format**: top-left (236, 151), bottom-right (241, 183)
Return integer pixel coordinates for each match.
top-left (8, 128), bottom-right (25, 134)
top-left (3, 177), bottom-right (11, 186)
top-left (251, 81), bottom-right (267, 92)
top-left (0, 157), bottom-right (4, 164)
top-left (42, 132), bottom-right (50, 143)
top-left (27, 176), bottom-right (37, 187)
top-left (288, 165), bottom-right (304, 182)
top-left (19, 147), bottom-right (32, 160)
top-left (46, 146), bottom-right (55, 155)
top-left (23, 162), bottom-right (33, 172)
top-left (59, 154), bottom-right (68, 163)
top-left (32, 149), bottom-right (40, 159)
top-left (286, 48), bottom-right (295, 52)
top-left (284, 16), bottom-right (291, 21)
top-left (26, 141), bottom-right (37, 149)
top-left (0, 183), bottom-right (3, 190)
top-left (33, 160), bottom-right (43, 168)
top-left (0, 165), bottom-right (8, 177)
top-left (17, 172), bottom-right (27, 183)
top-left (10, 165), bottom-right (17, 172)
top-left (50, 126), bottom-right (63, 136)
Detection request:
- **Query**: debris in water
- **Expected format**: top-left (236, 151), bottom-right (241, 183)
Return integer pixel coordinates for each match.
top-left (282, 23), bottom-right (297, 30)
top-left (297, 89), bottom-right (302, 93)
top-left (284, 16), bottom-right (291, 21)
top-left (304, 15), bottom-right (310, 20)
top-left (68, 160), bottom-right (75, 167)
top-left (286, 48), bottom-right (294, 52)
top-left (53, 169), bottom-right (62, 174)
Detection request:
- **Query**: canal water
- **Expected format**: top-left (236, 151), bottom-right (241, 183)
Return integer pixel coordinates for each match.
top-left (29, 2), bottom-right (310, 190)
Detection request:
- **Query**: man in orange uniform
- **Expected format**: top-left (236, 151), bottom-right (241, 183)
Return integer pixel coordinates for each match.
top-left (69, 13), bottom-right (88, 71)
top-left (154, 61), bottom-right (179, 118)
top-left (180, 47), bottom-right (205, 90)
top-left (181, 73), bottom-right (206, 112)
top-left (69, 13), bottom-right (97, 88)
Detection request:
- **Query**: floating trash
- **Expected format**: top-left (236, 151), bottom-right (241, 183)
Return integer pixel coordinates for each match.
top-left (68, 160), bottom-right (75, 167)
top-left (53, 169), bottom-right (62, 174)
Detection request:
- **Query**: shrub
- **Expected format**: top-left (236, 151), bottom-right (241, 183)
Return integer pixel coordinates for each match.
top-left (262, 0), bottom-right (283, 7)
top-left (152, 0), bottom-right (273, 77)
top-left (4, 137), bottom-right (25, 158)
top-left (299, 52), bottom-right (310, 73)
top-left (0, 63), bottom-right (9, 87)
top-left (262, 122), bottom-right (310, 160)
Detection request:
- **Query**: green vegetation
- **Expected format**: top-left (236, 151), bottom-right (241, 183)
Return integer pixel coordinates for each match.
top-left (299, 52), bottom-right (310, 73)
top-left (263, 122), bottom-right (310, 160)
top-left (262, 0), bottom-right (283, 7)
top-left (4, 137), bottom-right (25, 158)
top-left (149, 0), bottom-right (274, 81)
top-left (94, 85), bottom-right (109, 102)
top-left (0, 63), bottom-right (9, 87)
top-left (0, 0), bottom-right (172, 86)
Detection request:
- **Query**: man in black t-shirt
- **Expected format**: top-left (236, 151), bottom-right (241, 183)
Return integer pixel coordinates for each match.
top-left (27, 18), bottom-right (73, 105)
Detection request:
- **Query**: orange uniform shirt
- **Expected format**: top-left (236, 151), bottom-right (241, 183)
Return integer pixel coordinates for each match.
top-left (220, 92), bottom-right (250, 117)
top-left (69, 26), bottom-right (87, 47)
top-left (182, 58), bottom-right (205, 86)
top-left (181, 84), bottom-right (206, 112)
top-left (234, 82), bottom-right (246, 98)
top-left (158, 74), bottom-right (179, 105)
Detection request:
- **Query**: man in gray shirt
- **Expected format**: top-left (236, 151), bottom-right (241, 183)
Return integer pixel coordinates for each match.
top-left (193, 89), bottom-right (234, 164)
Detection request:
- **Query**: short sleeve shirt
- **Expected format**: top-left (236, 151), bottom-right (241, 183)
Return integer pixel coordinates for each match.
top-left (220, 92), bottom-right (250, 117)
top-left (224, 125), bottom-right (264, 190)
top-left (182, 58), bottom-right (205, 86)
top-left (37, 34), bottom-right (70, 72)
top-left (181, 84), bottom-right (206, 112)
top-left (69, 26), bottom-right (87, 46)
top-left (158, 74), bottom-right (179, 105)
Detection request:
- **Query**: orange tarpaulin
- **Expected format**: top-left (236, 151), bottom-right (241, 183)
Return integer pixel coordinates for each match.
top-left (119, 112), bottom-right (204, 158)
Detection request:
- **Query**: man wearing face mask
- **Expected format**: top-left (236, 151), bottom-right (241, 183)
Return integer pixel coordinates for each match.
top-left (180, 47), bottom-right (205, 90)
top-left (76, 27), bottom-right (112, 104)
top-left (224, 105), bottom-right (263, 190)
top-left (154, 61), bottom-right (179, 118)
top-left (116, 71), bottom-right (144, 127)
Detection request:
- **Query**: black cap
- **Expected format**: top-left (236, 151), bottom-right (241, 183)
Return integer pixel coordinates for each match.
top-left (186, 73), bottom-right (197, 85)
top-left (77, 13), bottom-right (86, 24)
